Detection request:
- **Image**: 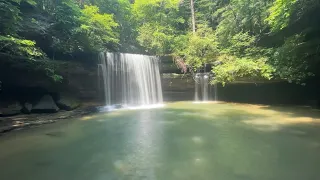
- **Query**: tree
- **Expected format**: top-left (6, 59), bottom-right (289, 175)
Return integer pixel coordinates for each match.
top-left (81, 0), bottom-right (135, 51)
top-left (77, 5), bottom-right (119, 52)
top-left (190, 0), bottom-right (196, 33)
top-left (1, 0), bottom-right (320, 84)
top-left (0, 0), bottom-right (120, 81)
top-left (133, 0), bottom-right (184, 55)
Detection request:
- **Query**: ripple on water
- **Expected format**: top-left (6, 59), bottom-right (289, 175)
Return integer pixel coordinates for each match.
top-left (179, 112), bottom-right (200, 116)
top-left (192, 136), bottom-right (204, 144)
top-left (159, 119), bottom-right (184, 125)
top-left (194, 158), bottom-right (203, 165)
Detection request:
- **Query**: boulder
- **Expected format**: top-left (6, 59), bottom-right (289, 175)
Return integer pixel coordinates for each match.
top-left (32, 95), bottom-right (59, 113)
top-left (21, 102), bottom-right (33, 114)
top-left (0, 101), bottom-right (22, 116)
top-left (56, 96), bottom-right (80, 111)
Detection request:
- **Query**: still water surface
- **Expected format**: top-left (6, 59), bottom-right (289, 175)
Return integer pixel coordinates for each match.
top-left (1, 102), bottom-right (320, 180)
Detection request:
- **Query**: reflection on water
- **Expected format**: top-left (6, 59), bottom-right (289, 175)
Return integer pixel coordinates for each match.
top-left (117, 111), bottom-right (161, 180)
top-left (1, 102), bottom-right (320, 180)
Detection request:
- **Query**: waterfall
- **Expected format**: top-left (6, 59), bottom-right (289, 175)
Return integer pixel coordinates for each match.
top-left (194, 77), bottom-right (199, 101)
top-left (98, 52), bottom-right (163, 107)
top-left (213, 83), bottom-right (218, 101)
top-left (194, 73), bottom-right (218, 102)
top-left (202, 74), bottom-right (209, 101)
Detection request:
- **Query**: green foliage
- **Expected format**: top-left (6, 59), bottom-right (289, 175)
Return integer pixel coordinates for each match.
top-left (1, 0), bottom-right (121, 55)
top-left (81, 0), bottom-right (135, 49)
top-left (0, 35), bottom-right (45, 59)
top-left (173, 25), bottom-right (218, 70)
top-left (137, 23), bottom-right (175, 55)
top-left (133, 0), bottom-right (185, 54)
top-left (271, 34), bottom-right (313, 82)
top-left (266, 0), bottom-right (298, 32)
top-left (213, 55), bottom-right (274, 85)
top-left (161, 0), bottom-right (319, 84)
top-left (45, 67), bottom-right (63, 82)
top-left (0, 1), bottom-right (20, 34)
top-left (195, 0), bottom-right (229, 28)
top-left (133, 0), bottom-right (181, 22)
top-left (78, 5), bottom-right (119, 51)
top-left (266, 0), bottom-right (320, 32)
top-left (0, 0), bottom-right (121, 82)
top-left (163, 0), bottom-right (277, 84)
top-left (1, 0), bottom-right (319, 85)
top-left (215, 0), bottom-right (271, 43)
top-left (210, 32), bottom-right (275, 85)
top-left (221, 32), bottom-right (257, 55)
top-left (0, 0), bottom-right (35, 34)
top-left (49, 0), bottom-right (83, 54)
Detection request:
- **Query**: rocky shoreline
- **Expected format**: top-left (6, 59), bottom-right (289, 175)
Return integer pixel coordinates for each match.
top-left (0, 102), bottom-right (101, 134)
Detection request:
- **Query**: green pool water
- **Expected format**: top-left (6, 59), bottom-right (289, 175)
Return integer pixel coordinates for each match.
top-left (1, 102), bottom-right (320, 180)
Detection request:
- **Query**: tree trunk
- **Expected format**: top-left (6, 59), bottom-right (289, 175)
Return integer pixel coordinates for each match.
top-left (190, 0), bottom-right (196, 33)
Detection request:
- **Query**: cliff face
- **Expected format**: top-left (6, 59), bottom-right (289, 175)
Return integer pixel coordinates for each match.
top-left (1, 54), bottom-right (319, 107)
top-left (0, 54), bottom-right (99, 102)
top-left (0, 54), bottom-right (185, 104)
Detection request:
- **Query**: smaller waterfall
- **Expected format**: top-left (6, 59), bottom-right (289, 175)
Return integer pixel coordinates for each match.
top-left (98, 52), bottom-right (163, 107)
top-left (202, 74), bottom-right (209, 101)
top-left (213, 83), bottom-right (218, 101)
top-left (194, 73), bottom-right (218, 102)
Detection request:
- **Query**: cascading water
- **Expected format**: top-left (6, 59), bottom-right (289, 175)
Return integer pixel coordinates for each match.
top-left (213, 83), bottom-right (218, 101)
top-left (98, 52), bottom-right (163, 107)
top-left (194, 73), bottom-right (209, 102)
top-left (194, 73), bottom-right (218, 102)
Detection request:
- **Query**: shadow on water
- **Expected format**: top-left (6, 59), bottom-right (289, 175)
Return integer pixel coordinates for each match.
top-left (79, 102), bottom-right (320, 136)
top-left (260, 105), bottom-right (320, 119)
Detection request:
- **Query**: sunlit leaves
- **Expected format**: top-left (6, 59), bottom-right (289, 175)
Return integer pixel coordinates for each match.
top-left (133, 0), bottom-right (180, 19)
top-left (210, 32), bottom-right (275, 85)
top-left (212, 55), bottom-right (274, 85)
top-left (137, 23), bottom-right (175, 55)
top-left (0, 35), bottom-right (45, 58)
top-left (174, 25), bottom-right (219, 70)
top-left (266, 0), bottom-right (298, 32)
top-left (79, 5), bottom-right (119, 50)
top-left (134, 0), bottom-right (184, 54)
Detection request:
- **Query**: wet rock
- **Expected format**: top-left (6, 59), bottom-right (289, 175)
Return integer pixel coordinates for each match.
top-left (21, 102), bottom-right (33, 114)
top-left (0, 101), bottom-right (22, 116)
top-left (56, 96), bottom-right (80, 111)
top-left (32, 95), bottom-right (59, 113)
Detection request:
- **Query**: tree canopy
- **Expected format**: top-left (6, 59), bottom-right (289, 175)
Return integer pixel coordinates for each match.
top-left (1, 0), bottom-right (320, 84)
top-left (133, 0), bottom-right (320, 85)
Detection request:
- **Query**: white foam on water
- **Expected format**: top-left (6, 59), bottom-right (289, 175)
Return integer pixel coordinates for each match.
top-left (98, 104), bottom-right (165, 112)
top-left (127, 104), bottom-right (165, 110)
